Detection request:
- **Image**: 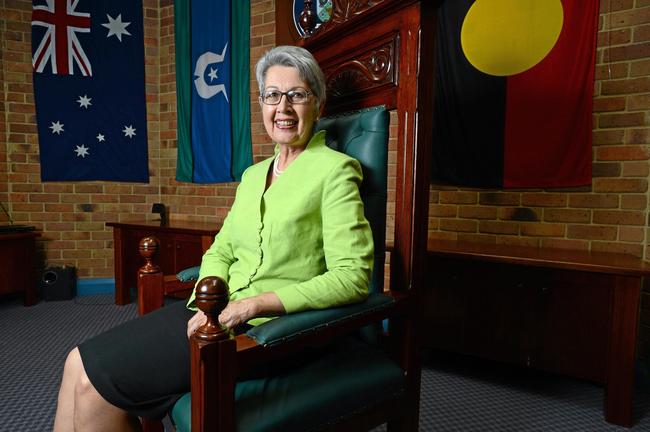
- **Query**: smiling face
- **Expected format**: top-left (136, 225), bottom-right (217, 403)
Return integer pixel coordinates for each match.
top-left (261, 65), bottom-right (318, 149)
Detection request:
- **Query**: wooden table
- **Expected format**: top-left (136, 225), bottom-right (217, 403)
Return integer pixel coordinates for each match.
top-left (424, 239), bottom-right (650, 427)
top-left (0, 231), bottom-right (40, 305)
top-left (106, 221), bottom-right (220, 305)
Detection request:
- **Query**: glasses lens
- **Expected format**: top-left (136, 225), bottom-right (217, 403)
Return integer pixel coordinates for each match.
top-left (287, 90), bottom-right (308, 103)
top-left (263, 91), bottom-right (281, 105)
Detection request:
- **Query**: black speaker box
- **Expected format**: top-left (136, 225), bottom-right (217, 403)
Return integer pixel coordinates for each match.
top-left (42, 266), bottom-right (77, 301)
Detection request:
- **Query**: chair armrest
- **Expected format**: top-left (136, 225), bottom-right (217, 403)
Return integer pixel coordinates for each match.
top-left (176, 266), bottom-right (200, 282)
top-left (245, 293), bottom-right (396, 346)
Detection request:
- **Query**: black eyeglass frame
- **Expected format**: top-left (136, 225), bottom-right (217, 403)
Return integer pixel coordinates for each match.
top-left (259, 89), bottom-right (313, 105)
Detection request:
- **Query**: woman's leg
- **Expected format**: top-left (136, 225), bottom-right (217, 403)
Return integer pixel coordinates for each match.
top-left (54, 347), bottom-right (142, 432)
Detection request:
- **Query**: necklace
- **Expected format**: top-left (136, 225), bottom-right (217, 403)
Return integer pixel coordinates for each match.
top-left (273, 155), bottom-right (285, 177)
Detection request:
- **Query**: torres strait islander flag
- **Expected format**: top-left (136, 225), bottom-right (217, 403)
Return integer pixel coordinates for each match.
top-left (431, 0), bottom-right (599, 188)
top-left (31, 0), bottom-right (149, 182)
top-left (175, 0), bottom-right (252, 183)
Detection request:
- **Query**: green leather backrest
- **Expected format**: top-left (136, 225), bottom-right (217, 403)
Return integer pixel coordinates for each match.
top-left (315, 106), bottom-right (389, 294)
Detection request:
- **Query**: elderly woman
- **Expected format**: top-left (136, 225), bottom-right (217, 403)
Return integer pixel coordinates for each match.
top-left (53, 45), bottom-right (374, 431)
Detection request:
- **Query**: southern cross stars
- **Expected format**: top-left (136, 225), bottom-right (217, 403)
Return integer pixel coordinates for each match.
top-left (122, 125), bottom-right (136, 138)
top-left (77, 95), bottom-right (92, 108)
top-left (102, 14), bottom-right (131, 42)
top-left (50, 121), bottom-right (64, 134)
top-left (96, 133), bottom-right (105, 142)
top-left (75, 145), bottom-right (90, 158)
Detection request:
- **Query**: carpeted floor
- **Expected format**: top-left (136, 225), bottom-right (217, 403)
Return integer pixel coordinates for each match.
top-left (2, 294), bottom-right (650, 431)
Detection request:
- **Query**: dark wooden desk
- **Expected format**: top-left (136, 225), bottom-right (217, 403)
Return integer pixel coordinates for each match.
top-left (106, 221), bottom-right (220, 305)
top-left (0, 231), bottom-right (40, 305)
top-left (425, 239), bottom-right (650, 427)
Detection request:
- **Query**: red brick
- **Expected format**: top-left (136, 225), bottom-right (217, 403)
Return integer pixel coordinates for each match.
top-left (439, 218), bottom-right (478, 233)
top-left (631, 59), bottom-right (650, 77)
top-left (543, 209), bottom-right (591, 223)
top-left (591, 241), bottom-right (643, 257)
top-left (593, 209), bottom-right (646, 225)
top-left (439, 191), bottom-right (478, 204)
top-left (598, 28), bottom-right (632, 46)
top-left (569, 194), bottom-right (619, 208)
top-left (601, 77), bottom-right (650, 94)
top-left (629, 94), bottom-right (650, 110)
top-left (600, 0), bottom-right (634, 12)
top-left (593, 129), bottom-right (625, 145)
top-left (606, 42), bottom-right (650, 61)
top-left (429, 204), bottom-right (457, 217)
top-left (521, 193), bottom-right (567, 207)
top-left (520, 223), bottom-right (565, 237)
top-left (596, 145), bottom-right (650, 160)
top-left (595, 62), bottom-right (629, 80)
top-left (593, 178), bottom-right (648, 192)
top-left (608, 7), bottom-right (650, 29)
top-left (478, 220), bottom-right (519, 235)
top-left (598, 112), bottom-right (646, 128)
top-left (458, 206), bottom-right (498, 219)
top-left (622, 161), bottom-right (650, 177)
top-left (592, 96), bottom-right (626, 112)
top-left (541, 238), bottom-right (589, 251)
top-left (619, 226), bottom-right (645, 242)
top-left (635, 24), bottom-right (650, 42)
top-left (626, 128), bottom-right (650, 144)
top-left (567, 224), bottom-right (618, 240)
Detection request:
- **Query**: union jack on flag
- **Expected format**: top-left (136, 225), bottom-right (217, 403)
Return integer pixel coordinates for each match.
top-left (31, 0), bottom-right (149, 182)
top-left (32, 0), bottom-right (92, 76)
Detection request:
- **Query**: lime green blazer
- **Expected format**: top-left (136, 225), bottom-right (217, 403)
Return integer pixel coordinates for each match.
top-left (187, 131), bottom-right (374, 325)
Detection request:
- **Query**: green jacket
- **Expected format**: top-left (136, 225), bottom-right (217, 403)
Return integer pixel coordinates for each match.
top-left (187, 131), bottom-right (374, 325)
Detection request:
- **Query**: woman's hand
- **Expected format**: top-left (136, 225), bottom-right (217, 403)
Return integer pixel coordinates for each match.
top-left (187, 310), bottom-right (208, 339)
top-left (218, 299), bottom-right (258, 329)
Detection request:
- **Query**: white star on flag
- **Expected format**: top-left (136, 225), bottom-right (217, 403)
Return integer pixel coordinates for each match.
top-left (77, 95), bottom-right (92, 108)
top-left (96, 133), bottom-right (105, 142)
top-left (74, 144), bottom-right (89, 158)
top-left (102, 14), bottom-right (131, 42)
top-left (50, 121), bottom-right (64, 134)
top-left (208, 67), bottom-right (218, 82)
top-left (123, 125), bottom-right (136, 138)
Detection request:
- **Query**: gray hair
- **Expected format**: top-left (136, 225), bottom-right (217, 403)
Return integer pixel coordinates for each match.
top-left (255, 45), bottom-right (326, 109)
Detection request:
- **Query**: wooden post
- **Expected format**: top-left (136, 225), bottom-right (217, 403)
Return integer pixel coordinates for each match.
top-left (137, 236), bottom-right (164, 316)
top-left (191, 276), bottom-right (236, 432)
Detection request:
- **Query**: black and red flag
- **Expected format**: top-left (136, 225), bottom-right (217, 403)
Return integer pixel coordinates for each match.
top-left (431, 0), bottom-right (599, 188)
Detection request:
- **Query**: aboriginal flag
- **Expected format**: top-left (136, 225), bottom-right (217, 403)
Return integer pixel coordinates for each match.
top-left (431, 0), bottom-right (599, 188)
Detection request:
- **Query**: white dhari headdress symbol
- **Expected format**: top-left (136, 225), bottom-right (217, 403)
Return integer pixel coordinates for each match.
top-left (193, 44), bottom-right (229, 101)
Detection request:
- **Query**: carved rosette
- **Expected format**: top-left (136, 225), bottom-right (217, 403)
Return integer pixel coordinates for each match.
top-left (325, 42), bottom-right (395, 100)
top-left (331, 0), bottom-right (386, 24)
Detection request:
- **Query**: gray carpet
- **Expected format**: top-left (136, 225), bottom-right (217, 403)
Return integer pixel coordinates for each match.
top-left (1, 294), bottom-right (650, 431)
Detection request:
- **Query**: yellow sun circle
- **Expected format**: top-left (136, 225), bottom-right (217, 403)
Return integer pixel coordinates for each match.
top-left (461, 0), bottom-right (564, 76)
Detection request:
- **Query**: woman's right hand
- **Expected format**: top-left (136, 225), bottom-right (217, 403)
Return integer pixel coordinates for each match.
top-left (187, 310), bottom-right (208, 339)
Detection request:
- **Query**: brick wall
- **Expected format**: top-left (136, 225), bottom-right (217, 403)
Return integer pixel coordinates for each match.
top-left (0, 0), bottom-right (275, 278)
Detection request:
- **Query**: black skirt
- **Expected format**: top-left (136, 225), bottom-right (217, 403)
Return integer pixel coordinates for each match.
top-left (78, 301), bottom-right (195, 419)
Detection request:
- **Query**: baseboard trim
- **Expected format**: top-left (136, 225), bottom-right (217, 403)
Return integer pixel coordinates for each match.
top-left (77, 278), bottom-right (115, 296)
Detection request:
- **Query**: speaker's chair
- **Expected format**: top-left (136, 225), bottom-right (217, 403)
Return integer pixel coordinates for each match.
top-left (138, 106), bottom-right (419, 431)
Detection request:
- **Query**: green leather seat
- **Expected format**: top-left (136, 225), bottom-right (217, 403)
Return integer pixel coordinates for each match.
top-left (171, 106), bottom-right (398, 431)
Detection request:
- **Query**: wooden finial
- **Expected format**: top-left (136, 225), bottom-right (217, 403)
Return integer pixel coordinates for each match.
top-left (138, 236), bottom-right (160, 274)
top-left (299, 0), bottom-right (316, 37)
top-left (194, 276), bottom-right (230, 341)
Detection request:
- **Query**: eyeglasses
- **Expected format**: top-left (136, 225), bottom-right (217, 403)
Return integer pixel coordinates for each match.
top-left (260, 88), bottom-right (312, 105)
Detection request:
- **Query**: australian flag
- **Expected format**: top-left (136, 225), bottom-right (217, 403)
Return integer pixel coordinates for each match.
top-left (31, 0), bottom-right (149, 182)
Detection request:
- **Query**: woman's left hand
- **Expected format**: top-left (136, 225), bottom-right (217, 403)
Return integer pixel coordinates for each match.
top-left (217, 292), bottom-right (286, 329)
top-left (218, 299), bottom-right (257, 329)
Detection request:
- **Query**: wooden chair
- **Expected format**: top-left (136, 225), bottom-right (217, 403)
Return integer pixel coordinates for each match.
top-left (137, 2), bottom-right (435, 430)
